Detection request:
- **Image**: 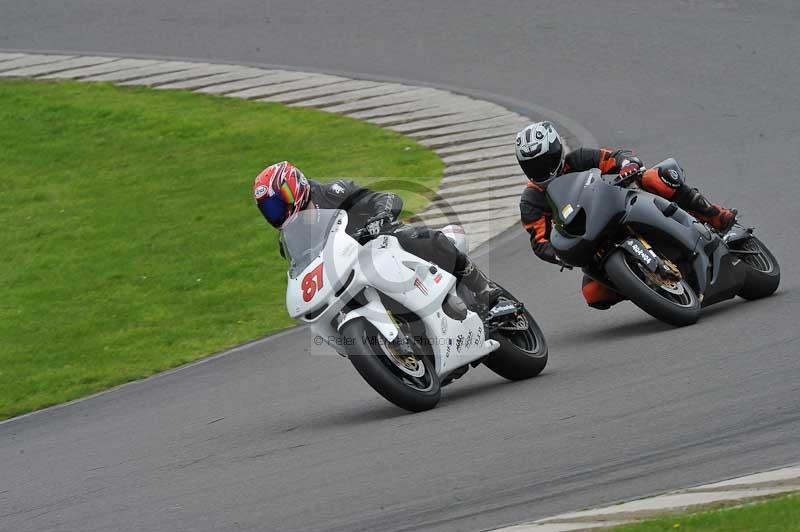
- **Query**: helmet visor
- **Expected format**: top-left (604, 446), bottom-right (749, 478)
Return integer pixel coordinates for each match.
top-left (258, 193), bottom-right (290, 228)
top-left (521, 150), bottom-right (563, 182)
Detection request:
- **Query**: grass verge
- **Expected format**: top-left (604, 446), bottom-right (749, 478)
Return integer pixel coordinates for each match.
top-left (0, 78), bottom-right (443, 419)
top-left (612, 491), bottom-right (800, 531)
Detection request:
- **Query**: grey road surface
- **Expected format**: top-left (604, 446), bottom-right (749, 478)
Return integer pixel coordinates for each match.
top-left (1, 2), bottom-right (799, 531)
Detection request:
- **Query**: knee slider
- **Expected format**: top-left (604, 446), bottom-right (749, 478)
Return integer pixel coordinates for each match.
top-left (651, 158), bottom-right (685, 189)
top-left (659, 167), bottom-right (683, 189)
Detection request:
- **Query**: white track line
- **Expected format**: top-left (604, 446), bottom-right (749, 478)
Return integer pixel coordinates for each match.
top-left (492, 464), bottom-right (800, 531)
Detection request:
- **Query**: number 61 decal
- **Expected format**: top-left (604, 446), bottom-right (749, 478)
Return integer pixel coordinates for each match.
top-left (301, 263), bottom-right (324, 302)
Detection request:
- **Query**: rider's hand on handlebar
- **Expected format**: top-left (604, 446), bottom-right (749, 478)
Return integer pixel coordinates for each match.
top-left (619, 159), bottom-right (643, 180)
top-left (365, 211), bottom-right (394, 236)
top-left (545, 245), bottom-right (573, 271)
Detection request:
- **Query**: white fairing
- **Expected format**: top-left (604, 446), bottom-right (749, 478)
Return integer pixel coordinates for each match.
top-left (283, 210), bottom-right (499, 377)
top-left (441, 224), bottom-right (469, 255)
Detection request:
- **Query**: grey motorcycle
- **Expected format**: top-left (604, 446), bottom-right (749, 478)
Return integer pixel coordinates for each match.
top-left (545, 159), bottom-right (780, 326)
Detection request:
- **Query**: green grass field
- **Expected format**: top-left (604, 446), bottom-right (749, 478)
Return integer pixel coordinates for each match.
top-left (0, 79), bottom-right (443, 420)
top-left (613, 492), bottom-right (800, 531)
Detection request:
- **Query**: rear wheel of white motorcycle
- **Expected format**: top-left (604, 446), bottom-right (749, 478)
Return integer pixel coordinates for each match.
top-left (343, 319), bottom-right (441, 412)
top-left (730, 236), bottom-right (780, 300)
top-left (483, 303), bottom-right (548, 381)
top-left (605, 249), bottom-right (701, 327)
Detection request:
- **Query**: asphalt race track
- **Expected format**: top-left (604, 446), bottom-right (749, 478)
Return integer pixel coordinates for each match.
top-left (1, 2), bottom-right (799, 531)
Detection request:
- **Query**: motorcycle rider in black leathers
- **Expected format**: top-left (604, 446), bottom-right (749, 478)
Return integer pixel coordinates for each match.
top-left (253, 161), bottom-right (501, 309)
top-left (516, 122), bottom-right (738, 309)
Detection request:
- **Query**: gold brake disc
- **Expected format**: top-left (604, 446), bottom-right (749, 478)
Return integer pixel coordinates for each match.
top-left (642, 258), bottom-right (684, 294)
top-left (394, 352), bottom-right (419, 370)
top-left (384, 340), bottom-right (425, 377)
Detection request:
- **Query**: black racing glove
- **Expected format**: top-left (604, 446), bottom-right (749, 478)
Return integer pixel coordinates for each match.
top-left (618, 156), bottom-right (644, 179)
top-left (365, 211), bottom-right (394, 236)
top-left (533, 241), bottom-right (560, 264)
top-left (533, 241), bottom-right (573, 269)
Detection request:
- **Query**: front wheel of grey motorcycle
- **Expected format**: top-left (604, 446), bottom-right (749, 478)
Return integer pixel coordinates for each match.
top-left (343, 319), bottom-right (440, 413)
top-left (605, 250), bottom-right (701, 327)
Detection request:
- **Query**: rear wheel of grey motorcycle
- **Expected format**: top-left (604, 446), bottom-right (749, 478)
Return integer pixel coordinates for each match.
top-left (343, 319), bottom-right (441, 412)
top-left (605, 250), bottom-right (701, 327)
top-left (730, 236), bottom-right (780, 300)
top-left (483, 296), bottom-right (548, 381)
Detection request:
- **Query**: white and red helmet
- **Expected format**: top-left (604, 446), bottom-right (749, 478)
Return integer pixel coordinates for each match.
top-left (253, 161), bottom-right (311, 228)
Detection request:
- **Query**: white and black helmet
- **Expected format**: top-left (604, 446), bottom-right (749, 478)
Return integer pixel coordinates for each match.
top-left (515, 122), bottom-right (565, 182)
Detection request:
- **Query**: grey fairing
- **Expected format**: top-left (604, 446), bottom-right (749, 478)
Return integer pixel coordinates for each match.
top-left (620, 193), bottom-right (713, 294)
top-left (548, 170), bottom-right (627, 258)
top-left (548, 168), bottom-right (740, 299)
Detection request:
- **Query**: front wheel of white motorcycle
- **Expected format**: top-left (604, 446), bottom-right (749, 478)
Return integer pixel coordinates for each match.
top-left (343, 319), bottom-right (441, 412)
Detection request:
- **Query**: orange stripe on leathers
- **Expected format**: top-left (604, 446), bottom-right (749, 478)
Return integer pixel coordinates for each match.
top-left (522, 182), bottom-right (549, 242)
top-left (521, 216), bottom-right (550, 243)
top-left (599, 149), bottom-right (618, 173)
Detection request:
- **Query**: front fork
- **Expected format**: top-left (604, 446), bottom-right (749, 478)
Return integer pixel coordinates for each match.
top-left (337, 287), bottom-right (399, 342)
top-left (597, 228), bottom-right (681, 282)
top-left (629, 230), bottom-right (682, 280)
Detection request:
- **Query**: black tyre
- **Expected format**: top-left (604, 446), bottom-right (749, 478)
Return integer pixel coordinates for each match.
top-left (343, 319), bottom-right (440, 412)
top-left (730, 236), bottom-right (780, 300)
top-left (605, 250), bottom-right (701, 327)
top-left (483, 307), bottom-right (548, 380)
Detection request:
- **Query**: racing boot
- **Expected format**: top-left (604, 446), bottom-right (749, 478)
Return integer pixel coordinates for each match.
top-left (456, 256), bottom-right (503, 310)
top-left (678, 187), bottom-right (737, 232)
top-left (582, 277), bottom-right (625, 310)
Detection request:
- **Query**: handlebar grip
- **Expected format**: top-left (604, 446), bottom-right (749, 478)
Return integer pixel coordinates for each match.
top-left (353, 219), bottom-right (400, 242)
top-left (612, 166), bottom-right (646, 187)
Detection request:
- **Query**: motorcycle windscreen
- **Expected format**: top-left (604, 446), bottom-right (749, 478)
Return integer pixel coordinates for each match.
top-left (545, 172), bottom-right (588, 227)
top-left (547, 171), bottom-right (628, 257)
top-left (280, 208), bottom-right (343, 278)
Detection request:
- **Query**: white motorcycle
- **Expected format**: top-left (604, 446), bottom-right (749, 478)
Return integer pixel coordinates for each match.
top-left (282, 209), bottom-right (548, 412)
